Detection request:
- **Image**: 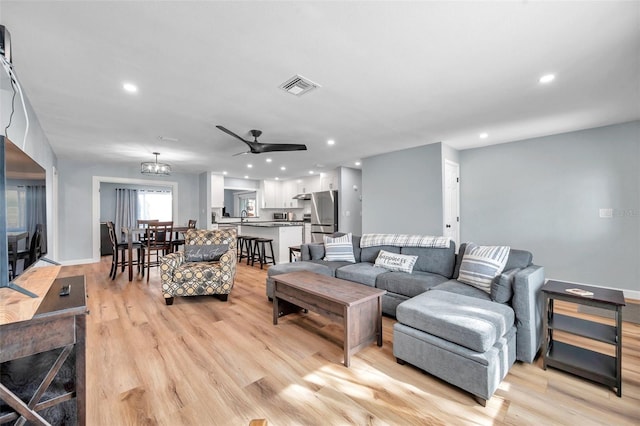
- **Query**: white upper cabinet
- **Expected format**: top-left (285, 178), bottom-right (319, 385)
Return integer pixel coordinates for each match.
top-left (262, 180), bottom-right (282, 209)
top-left (319, 171), bottom-right (337, 191)
top-left (282, 180), bottom-right (299, 208)
top-left (211, 174), bottom-right (225, 207)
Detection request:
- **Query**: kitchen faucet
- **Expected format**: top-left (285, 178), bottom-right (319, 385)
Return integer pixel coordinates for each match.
top-left (240, 209), bottom-right (248, 223)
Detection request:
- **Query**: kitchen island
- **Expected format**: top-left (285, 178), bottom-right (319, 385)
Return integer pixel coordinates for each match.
top-left (240, 222), bottom-right (303, 264)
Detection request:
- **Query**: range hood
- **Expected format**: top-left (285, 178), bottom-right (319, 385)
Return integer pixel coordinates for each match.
top-left (293, 193), bottom-right (311, 200)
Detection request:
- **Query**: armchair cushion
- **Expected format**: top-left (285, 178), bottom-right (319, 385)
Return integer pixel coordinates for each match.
top-left (185, 244), bottom-right (229, 262)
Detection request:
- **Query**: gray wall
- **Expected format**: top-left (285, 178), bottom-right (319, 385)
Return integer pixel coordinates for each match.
top-left (362, 143), bottom-right (443, 234)
top-left (460, 121), bottom-right (639, 294)
top-left (338, 166), bottom-right (362, 236)
top-left (1, 69), bottom-right (58, 260)
top-left (57, 159), bottom-right (200, 261)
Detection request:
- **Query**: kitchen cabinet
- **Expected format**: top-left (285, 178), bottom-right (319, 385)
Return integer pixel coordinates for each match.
top-left (319, 171), bottom-right (337, 191)
top-left (262, 180), bottom-right (282, 209)
top-left (211, 174), bottom-right (224, 207)
top-left (299, 176), bottom-right (320, 194)
top-left (282, 180), bottom-right (299, 208)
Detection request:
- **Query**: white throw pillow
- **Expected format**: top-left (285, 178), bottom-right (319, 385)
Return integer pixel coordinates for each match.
top-left (458, 243), bottom-right (511, 293)
top-left (374, 250), bottom-right (418, 273)
top-left (323, 233), bottom-right (356, 262)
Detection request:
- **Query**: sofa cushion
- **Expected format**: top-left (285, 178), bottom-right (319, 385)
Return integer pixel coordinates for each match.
top-left (491, 268), bottom-right (521, 304)
top-left (504, 249), bottom-right (533, 271)
top-left (374, 250), bottom-right (418, 273)
top-left (267, 261), bottom-right (335, 278)
top-left (309, 260), bottom-right (353, 275)
top-left (360, 245), bottom-right (400, 263)
top-left (184, 244), bottom-right (228, 262)
top-left (308, 244), bottom-right (325, 260)
top-left (335, 262), bottom-right (388, 287)
top-left (452, 242), bottom-right (468, 279)
top-left (432, 280), bottom-right (491, 301)
top-left (376, 271), bottom-right (449, 298)
top-left (323, 233), bottom-right (356, 262)
top-left (458, 243), bottom-right (510, 293)
top-left (396, 290), bottom-right (515, 353)
top-left (401, 242), bottom-right (456, 278)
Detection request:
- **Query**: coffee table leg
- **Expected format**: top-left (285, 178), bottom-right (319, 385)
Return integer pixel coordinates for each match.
top-left (377, 296), bottom-right (383, 347)
top-left (273, 295), bottom-right (279, 325)
top-left (344, 306), bottom-right (351, 367)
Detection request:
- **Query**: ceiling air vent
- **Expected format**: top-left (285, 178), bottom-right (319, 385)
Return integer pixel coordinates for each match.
top-left (279, 74), bottom-right (320, 96)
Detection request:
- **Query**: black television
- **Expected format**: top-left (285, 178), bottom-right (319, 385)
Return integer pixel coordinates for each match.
top-left (1, 135), bottom-right (47, 297)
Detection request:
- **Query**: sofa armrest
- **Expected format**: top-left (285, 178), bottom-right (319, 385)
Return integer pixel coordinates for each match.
top-left (512, 265), bottom-right (545, 363)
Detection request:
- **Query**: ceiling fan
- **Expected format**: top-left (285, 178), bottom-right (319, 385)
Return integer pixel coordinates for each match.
top-left (216, 125), bottom-right (307, 156)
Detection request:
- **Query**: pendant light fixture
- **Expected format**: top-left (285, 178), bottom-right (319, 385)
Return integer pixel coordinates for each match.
top-left (141, 152), bottom-right (171, 175)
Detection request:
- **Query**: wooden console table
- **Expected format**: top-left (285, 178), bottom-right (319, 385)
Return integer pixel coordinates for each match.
top-left (542, 280), bottom-right (625, 397)
top-left (0, 266), bottom-right (87, 425)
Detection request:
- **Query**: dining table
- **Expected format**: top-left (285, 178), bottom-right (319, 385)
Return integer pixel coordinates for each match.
top-left (121, 225), bottom-right (191, 281)
top-left (7, 231), bottom-right (29, 279)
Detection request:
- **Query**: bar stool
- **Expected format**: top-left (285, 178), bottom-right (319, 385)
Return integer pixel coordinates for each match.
top-left (252, 238), bottom-right (276, 269)
top-left (241, 236), bottom-right (258, 265)
top-left (237, 235), bottom-right (245, 261)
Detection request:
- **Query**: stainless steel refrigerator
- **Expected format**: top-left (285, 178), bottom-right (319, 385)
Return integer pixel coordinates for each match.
top-left (311, 190), bottom-right (338, 243)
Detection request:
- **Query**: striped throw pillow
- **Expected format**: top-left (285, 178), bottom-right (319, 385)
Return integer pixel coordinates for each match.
top-left (323, 233), bottom-right (356, 263)
top-left (458, 243), bottom-right (511, 293)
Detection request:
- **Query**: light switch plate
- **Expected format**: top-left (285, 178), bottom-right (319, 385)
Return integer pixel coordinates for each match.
top-left (599, 208), bottom-right (613, 218)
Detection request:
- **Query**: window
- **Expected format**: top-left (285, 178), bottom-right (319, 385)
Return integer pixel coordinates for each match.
top-left (6, 185), bottom-right (26, 231)
top-left (137, 190), bottom-right (172, 221)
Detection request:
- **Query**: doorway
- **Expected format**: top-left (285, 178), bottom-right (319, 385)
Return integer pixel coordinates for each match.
top-left (443, 160), bottom-right (460, 248)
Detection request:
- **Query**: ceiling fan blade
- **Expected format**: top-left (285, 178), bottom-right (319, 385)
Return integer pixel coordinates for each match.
top-left (258, 143), bottom-right (308, 153)
top-left (216, 125), bottom-right (253, 146)
top-left (232, 151), bottom-right (250, 156)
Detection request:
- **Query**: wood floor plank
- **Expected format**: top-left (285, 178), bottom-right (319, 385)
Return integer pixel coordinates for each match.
top-left (71, 258), bottom-right (640, 425)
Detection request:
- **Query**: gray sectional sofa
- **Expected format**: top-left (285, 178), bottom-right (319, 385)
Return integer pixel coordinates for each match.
top-left (266, 234), bottom-right (545, 405)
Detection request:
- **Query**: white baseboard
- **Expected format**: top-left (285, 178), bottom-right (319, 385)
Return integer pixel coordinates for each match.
top-left (57, 258), bottom-right (98, 266)
top-left (546, 277), bottom-right (640, 301)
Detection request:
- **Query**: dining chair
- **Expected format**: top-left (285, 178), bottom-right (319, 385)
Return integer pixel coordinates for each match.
top-left (13, 224), bottom-right (43, 277)
top-left (137, 219), bottom-right (159, 244)
top-left (106, 221), bottom-right (144, 280)
top-left (171, 219), bottom-right (197, 253)
top-left (145, 221), bottom-right (173, 282)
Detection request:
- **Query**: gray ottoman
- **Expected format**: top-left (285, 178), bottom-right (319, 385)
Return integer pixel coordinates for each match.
top-left (393, 290), bottom-right (517, 405)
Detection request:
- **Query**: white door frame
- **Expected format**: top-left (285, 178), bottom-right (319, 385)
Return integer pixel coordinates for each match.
top-left (443, 160), bottom-right (460, 248)
top-left (91, 176), bottom-right (179, 262)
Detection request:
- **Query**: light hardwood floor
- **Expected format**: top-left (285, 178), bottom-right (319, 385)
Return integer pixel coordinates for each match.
top-left (58, 259), bottom-right (640, 425)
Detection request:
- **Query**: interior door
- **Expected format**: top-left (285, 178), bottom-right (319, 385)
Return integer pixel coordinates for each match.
top-left (443, 160), bottom-right (460, 248)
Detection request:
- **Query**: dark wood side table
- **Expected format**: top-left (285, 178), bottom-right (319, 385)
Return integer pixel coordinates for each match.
top-left (289, 245), bottom-right (301, 263)
top-left (0, 275), bottom-right (87, 425)
top-left (542, 280), bottom-right (625, 397)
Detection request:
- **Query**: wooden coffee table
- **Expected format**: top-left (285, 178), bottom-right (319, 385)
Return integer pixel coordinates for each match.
top-left (272, 271), bottom-right (386, 367)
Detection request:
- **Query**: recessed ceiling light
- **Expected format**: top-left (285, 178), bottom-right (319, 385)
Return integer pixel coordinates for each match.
top-left (280, 166), bottom-right (286, 171)
top-left (123, 82), bottom-right (138, 93)
top-left (275, 177), bottom-right (279, 180)
top-left (222, 171), bottom-right (227, 175)
top-left (244, 175), bottom-right (249, 179)
top-left (247, 164), bottom-right (253, 168)
top-left (327, 139), bottom-right (335, 146)
top-left (539, 74), bottom-right (555, 84)
top-left (355, 161), bottom-right (361, 166)
top-left (266, 158), bottom-right (272, 163)
top-left (309, 170), bottom-right (314, 174)
top-left (479, 132), bottom-right (489, 139)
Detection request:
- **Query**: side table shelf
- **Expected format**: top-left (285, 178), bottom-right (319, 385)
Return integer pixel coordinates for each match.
top-left (542, 280), bottom-right (624, 397)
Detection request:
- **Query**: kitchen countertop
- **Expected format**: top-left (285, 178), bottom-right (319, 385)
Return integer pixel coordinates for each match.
top-left (241, 222), bottom-right (303, 227)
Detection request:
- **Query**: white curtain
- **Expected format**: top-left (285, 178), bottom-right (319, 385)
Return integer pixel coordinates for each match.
top-left (115, 188), bottom-right (138, 242)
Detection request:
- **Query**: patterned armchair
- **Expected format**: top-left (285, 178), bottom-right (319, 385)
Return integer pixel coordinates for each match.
top-left (160, 228), bottom-right (237, 305)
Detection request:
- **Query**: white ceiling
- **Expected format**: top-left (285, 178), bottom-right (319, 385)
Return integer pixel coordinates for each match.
top-left (1, 1), bottom-right (638, 181)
